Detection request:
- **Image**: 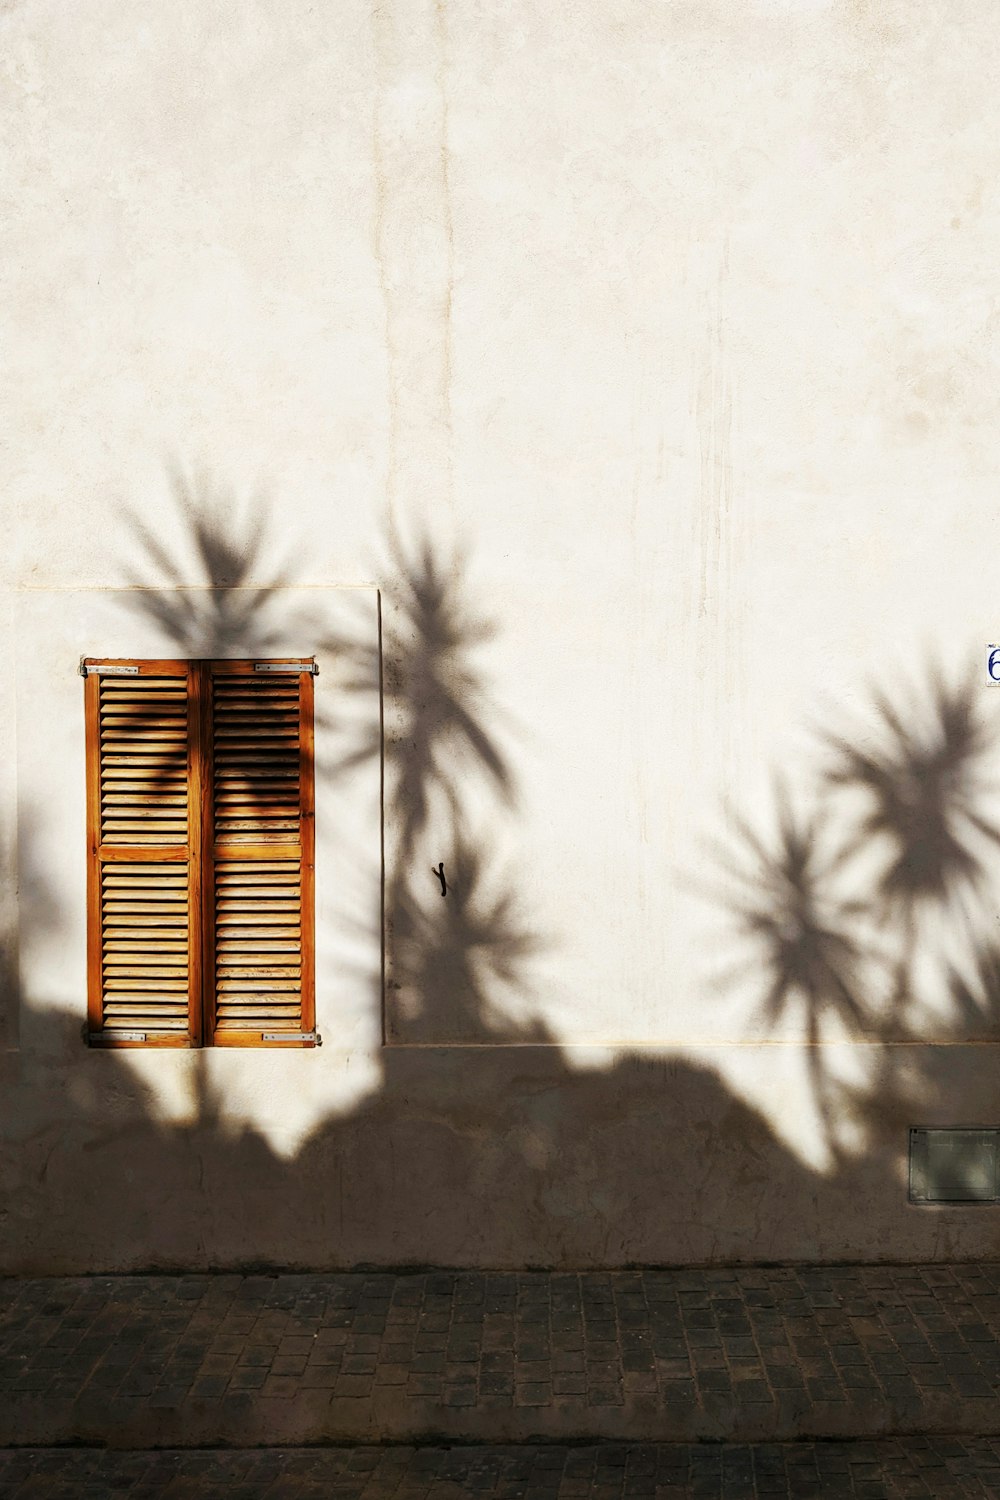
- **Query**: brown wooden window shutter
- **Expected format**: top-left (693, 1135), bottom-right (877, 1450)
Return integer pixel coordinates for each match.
top-left (84, 659), bottom-right (316, 1048)
top-left (205, 661), bottom-right (316, 1046)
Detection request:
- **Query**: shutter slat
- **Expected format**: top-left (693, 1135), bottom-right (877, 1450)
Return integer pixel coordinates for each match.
top-left (219, 967), bottom-right (302, 979)
top-left (215, 885), bottom-right (298, 898)
top-left (103, 938), bottom-right (189, 951)
top-left (102, 773), bottom-right (187, 783)
top-left (104, 966), bottom-right (188, 975)
top-left (216, 940), bottom-right (300, 952)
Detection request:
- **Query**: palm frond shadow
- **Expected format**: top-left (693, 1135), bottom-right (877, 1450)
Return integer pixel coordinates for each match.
top-left (716, 783), bottom-right (870, 1156)
top-left (119, 467), bottom-right (301, 658)
top-left (822, 667), bottom-right (1000, 923)
top-left (714, 664), bottom-right (1000, 1145)
top-left (388, 834), bottom-right (546, 1042)
top-left (944, 942), bottom-right (1000, 1038)
top-left (720, 785), bottom-right (867, 1031)
top-left (322, 524), bottom-right (542, 1041)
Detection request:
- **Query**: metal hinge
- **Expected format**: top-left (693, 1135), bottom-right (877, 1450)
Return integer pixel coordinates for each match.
top-left (89, 1030), bottom-right (173, 1043)
top-left (262, 1031), bottom-right (321, 1044)
top-left (254, 662), bottom-right (318, 675)
top-left (81, 663), bottom-right (140, 676)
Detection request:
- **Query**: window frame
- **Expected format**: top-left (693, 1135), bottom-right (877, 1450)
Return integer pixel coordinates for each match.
top-left (83, 657), bottom-right (317, 1049)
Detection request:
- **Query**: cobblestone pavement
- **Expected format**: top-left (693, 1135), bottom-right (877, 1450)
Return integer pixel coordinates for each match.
top-left (4, 1442), bottom-right (1000, 1498)
top-left (4, 1265), bottom-right (1000, 1446)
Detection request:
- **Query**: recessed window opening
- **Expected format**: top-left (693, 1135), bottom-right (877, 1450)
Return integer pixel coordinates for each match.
top-left (83, 659), bottom-right (317, 1048)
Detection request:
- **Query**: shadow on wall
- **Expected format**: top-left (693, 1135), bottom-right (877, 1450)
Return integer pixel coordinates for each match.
top-left (0, 804), bottom-right (61, 1055)
top-left (118, 474), bottom-right (543, 1042)
top-left (320, 524), bottom-right (544, 1042)
top-left (120, 466), bottom-right (303, 658)
top-left (3, 476), bottom-right (1000, 1270)
top-left (716, 665), bottom-right (1000, 1170)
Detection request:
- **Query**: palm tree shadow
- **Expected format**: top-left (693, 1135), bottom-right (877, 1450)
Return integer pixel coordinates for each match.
top-left (715, 781), bottom-right (870, 1155)
top-left (116, 480), bottom-right (544, 1045)
top-left (713, 661), bottom-right (1000, 1150)
top-left (3, 776), bottom-right (843, 1274)
top-left (0, 780), bottom-right (823, 1273)
top-left (320, 531), bottom-right (514, 815)
top-left (944, 941), bottom-right (1000, 1038)
top-left (118, 465), bottom-right (302, 658)
top-left (11, 559), bottom-right (1000, 1268)
top-left (322, 523), bottom-right (543, 1042)
top-left (821, 666), bottom-right (1000, 1013)
top-left (389, 834), bottom-right (547, 1042)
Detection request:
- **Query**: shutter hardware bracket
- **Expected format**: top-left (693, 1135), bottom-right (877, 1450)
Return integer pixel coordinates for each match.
top-left (89, 1031), bottom-right (172, 1044)
top-left (79, 661), bottom-right (316, 676)
top-left (90, 1031), bottom-right (322, 1046)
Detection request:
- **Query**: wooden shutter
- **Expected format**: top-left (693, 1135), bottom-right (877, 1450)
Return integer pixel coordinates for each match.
top-left (85, 661), bottom-right (202, 1046)
top-left (204, 661), bottom-right (316, 1046)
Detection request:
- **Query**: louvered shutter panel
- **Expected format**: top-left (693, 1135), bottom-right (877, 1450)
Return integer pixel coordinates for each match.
top-left (85, 661), bottom-right (201, 1046)
top-left (205, 662), bottom-right (316, 1045)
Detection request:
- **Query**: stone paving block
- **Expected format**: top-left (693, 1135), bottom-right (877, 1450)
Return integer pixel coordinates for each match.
top-left (4, 1265), bottom-right (1000, 1447)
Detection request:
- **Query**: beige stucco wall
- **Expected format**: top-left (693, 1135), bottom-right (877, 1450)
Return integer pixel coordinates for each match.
top-left (3, 0), bottom-right (1000, 1269)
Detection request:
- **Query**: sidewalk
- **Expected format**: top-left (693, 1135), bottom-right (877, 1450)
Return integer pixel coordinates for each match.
top-left (3, 1264), bottom-right (1000, 1448)
top-left (4, 1440), bottom-right (1000, 1498)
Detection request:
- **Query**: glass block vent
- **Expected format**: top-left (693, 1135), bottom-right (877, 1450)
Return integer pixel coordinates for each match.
top-left (909, 1129), bottom-right (1000, 1204)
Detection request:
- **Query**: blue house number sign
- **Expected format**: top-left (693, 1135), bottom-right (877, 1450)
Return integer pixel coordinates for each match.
top-left (987, 646), bottom-right (1000, 686)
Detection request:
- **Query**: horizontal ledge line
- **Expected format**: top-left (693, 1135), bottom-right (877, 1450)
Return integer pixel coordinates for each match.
top-left (16, 583), bottom-right (378, 593)
top-left (381, 1039), bottom-right (1000, 1050)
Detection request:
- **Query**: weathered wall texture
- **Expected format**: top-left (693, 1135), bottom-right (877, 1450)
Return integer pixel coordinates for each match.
top-left (3, 0), bottom-right (1000, 1269)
